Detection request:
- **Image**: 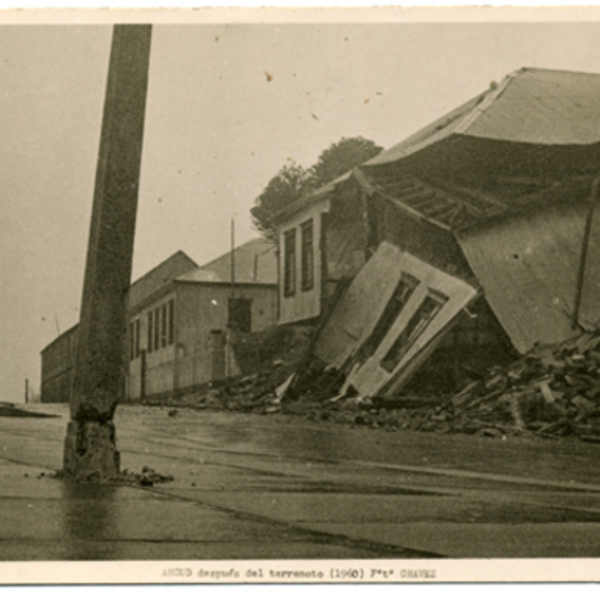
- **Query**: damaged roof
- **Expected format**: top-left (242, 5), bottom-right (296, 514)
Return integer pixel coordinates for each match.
top-left (365, 67), bottom-right (600, 168)
top-left (355, 168), bottom-right (596, 232)
top-left (275, 68), bottom-right (600, 228)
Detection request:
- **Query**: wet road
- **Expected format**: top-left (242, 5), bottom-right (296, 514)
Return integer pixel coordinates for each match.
top-left (2, 403), bottom-right (600, 560)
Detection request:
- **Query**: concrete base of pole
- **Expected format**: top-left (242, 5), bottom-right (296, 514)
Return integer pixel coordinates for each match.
top-left (63, 421), bottom-right (120, 481)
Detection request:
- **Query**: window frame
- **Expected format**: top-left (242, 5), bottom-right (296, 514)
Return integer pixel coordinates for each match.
top-left (168, 299), bottom-right (175, 345)
top-left (228, 297), bottom-right (253, 334)
top-left (283, 228), bottom-right (297, 298)
top-left (161, 303), bottom-right (168, 348)
top-left (380, 289), bottom-right (448, 373)
top-left (129, 321), bottom-right (135, 361)
top-left (147, 311), bottom-right (153, 354)
top-left (300, 218), bottom-right (315, 292)
top-left (154, 307), bottom-right (160, 351)
top-left (134, 318), bottom-right (140, 358)
top-left (357, 273), bottom-right (419, 364)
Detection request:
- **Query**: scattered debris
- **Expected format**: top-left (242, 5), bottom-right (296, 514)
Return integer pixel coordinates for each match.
top-left (50, 466), bottom-right (174, 487)
top-left (119, 467), bottom-right (174, 487)
top-left (142, 361), bottom-right (294, 415)
top-left (130, 327), bottom-right (600, 446)
top-left (274, 329), bottom-right (600, 442)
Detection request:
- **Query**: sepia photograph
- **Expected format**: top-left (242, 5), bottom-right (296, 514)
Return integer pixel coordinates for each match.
top-left (3, 7), bottom-right (600, 584)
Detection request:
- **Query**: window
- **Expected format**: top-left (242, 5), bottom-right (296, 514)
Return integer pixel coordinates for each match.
top-left (168, 299), bottom-right (175, 345)
top-left (147, 311), bottom-right (153, 354)
top-left (228, 298), bottom-right (252, 333)
top-left (134, 319), bottom-right (140, 358)
top-left (380, 290), bottom-right (448, 373)
top-left (154, 307), bottom-right (160, 351)
top-left (357, 274), bottom-right (419, 363)
top-left (146, 303), bottom-right (174, 353)
top-left (129, 322), bottom-right (135, 361)
top-left (161, 303), bottom-right (168, 347)
top-left (283, 228), bottom-right (296, 297)
top-left (301, 219), bottom-right (314, 291)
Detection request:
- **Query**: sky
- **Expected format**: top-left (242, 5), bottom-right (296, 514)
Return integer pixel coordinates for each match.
top-left (3, 14), bottom-right (600, 402)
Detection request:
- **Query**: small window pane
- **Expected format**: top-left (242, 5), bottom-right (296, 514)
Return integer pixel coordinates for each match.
top-left (147, 312), bottom-right (153, 354)
top-left (129, 322), bottom-right (135, 361)
top-left (134, 319), bottom-right (140, 358)
top-left (154, 307), bottom-right (160, 351)
top-left (357, 273), bottom-right (419, 363)
top-left (284, 229), bottom-right (296, 297)
top-left (161, 304), bottom-right (167, 347)
top-left (381, 291), bottom-right (448, 373)
top-left (301, 219), bottom-right (314, 292)
top-left (168, 299), bottom-right (175, 345)
top-left (228, 298), bottom-right (252, 333)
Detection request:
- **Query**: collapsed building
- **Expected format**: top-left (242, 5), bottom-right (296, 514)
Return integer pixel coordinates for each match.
top-left (275, 67), bottom-right (600, 399)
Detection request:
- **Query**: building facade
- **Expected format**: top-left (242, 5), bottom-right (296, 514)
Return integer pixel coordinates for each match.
top-left (40, 240), bottom-right (278, 403)
top-left (126, 279), bottom-right (277, 400)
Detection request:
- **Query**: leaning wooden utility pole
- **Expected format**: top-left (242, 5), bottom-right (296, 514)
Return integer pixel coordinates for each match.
top-left (63, 24), bottom-right (152, 480)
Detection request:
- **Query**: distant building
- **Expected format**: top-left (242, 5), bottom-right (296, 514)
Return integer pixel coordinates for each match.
top-left (40, 323), bottom-right (79, 405)
top-left (40, 239), bottom-right (278, 403)
top-left (126, 238), bottom-right (277, 401)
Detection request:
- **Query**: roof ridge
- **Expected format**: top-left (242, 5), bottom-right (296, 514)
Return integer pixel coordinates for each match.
top-left (130, 250), bottom-right (198, 287)
top-left (518, 66), bottom-right (600, 77)
top-left (453, 70), bottom-right (518, 135)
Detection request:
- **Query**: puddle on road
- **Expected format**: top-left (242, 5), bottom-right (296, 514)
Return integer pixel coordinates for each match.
top-left (58, 481), bottom-right (134, 560)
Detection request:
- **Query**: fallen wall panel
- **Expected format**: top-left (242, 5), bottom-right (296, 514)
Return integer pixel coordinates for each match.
top-left (457, 198), bottom-right (600, 353)
top-left (314, 242), bottom-right (478, 398)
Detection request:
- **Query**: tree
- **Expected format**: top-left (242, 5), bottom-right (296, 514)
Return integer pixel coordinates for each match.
top-left (308, 137), bottom-right (383, 189)
top-left (251, 137), bottom-right (383, 241)
top-left (250, 162), bottom-right (310, 241)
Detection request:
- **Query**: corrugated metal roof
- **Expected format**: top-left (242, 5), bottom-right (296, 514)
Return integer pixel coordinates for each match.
top-left (457, 195), bottom-right (600, 353)
top-left (365, 68), bottom-right (600, 168)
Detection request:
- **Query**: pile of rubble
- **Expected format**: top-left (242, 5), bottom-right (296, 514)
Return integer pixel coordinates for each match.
top-left (285, 329), bottom-right (600, 442)
top-left (447, 329), bottom-right (600, 441)
top-left (155, 362), bottom-right (294, 415)
top-left (151, 328), bottom-right (600, 444)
